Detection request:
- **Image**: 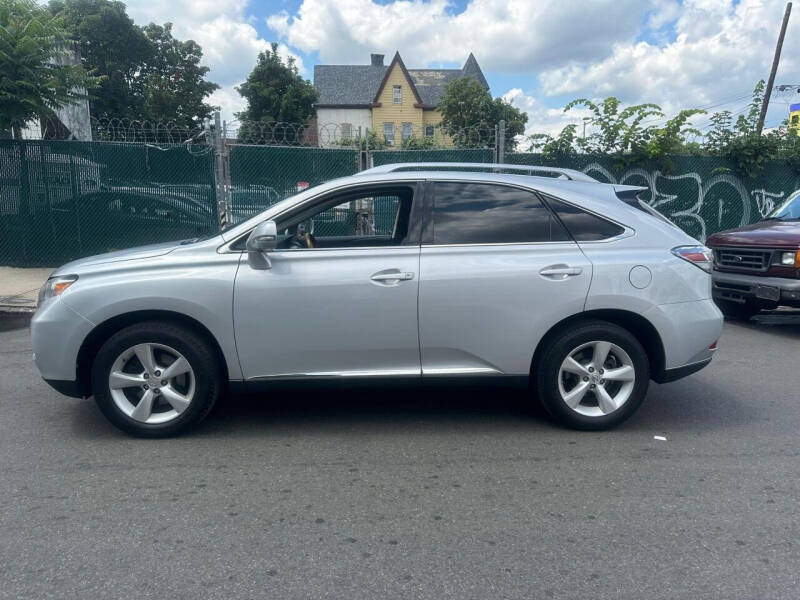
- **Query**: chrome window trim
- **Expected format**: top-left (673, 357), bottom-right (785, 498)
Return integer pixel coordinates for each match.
top-left (421, 240), bottom-right (580, 249)
top-left (218, 176), bottom-right (636, 253)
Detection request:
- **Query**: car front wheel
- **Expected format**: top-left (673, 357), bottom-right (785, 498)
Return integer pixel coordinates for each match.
top-left (535, 321), bottom-right (650, 430)
top-left (91, 321), bottom-right (221, 437)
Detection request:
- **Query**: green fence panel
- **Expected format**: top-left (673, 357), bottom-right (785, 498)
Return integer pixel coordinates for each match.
top-left (0, 140), bottom-right (218, 267)
top-left (228, 145), bottom-right (359, 225)
top-left (371, 148), bottom-right (494, 166)
top-left (507, 153), bottom-right (800, 240)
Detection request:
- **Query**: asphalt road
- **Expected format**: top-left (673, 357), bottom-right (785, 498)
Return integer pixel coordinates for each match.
top-left (2, 315), bottom-right (800, 600)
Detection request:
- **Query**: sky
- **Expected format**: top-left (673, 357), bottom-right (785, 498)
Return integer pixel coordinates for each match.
top-left (121, 0), bottom-right (800, 140)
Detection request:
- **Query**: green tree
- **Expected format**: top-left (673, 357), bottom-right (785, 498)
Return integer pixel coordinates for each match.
top-left (48, 0), bottom-right (151, 121)
top-left (236, 43), bottom-right (317, 124)
top-left (0, 0), bottom-right (102, 138)
top-left (527, 97), bottom-right (704, 167)
top-left (563, 97), bottom-right (664, 154)
top-left (49, 0), bottom-right (218, 126)
top-left (701, 81), bottom-right (795, 177)
top-left (438, 77), bottom-right (528, 149)
top-left (138, 23), bottom-right (218, 127)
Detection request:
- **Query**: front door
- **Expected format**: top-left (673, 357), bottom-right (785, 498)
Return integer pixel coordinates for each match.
top-left (233, 183), bottom-right (422, 380)
top-left (418, 181), bottom-right (593, 376)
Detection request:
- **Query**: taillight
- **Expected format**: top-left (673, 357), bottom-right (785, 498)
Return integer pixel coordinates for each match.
top-left (672, 245), bottom-right (713, 273)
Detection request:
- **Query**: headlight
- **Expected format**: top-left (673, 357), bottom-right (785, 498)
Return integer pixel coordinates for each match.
top-left (37, 274), bottom-right (78, 305)
top-left (776, 251), bottom-right (800, 267)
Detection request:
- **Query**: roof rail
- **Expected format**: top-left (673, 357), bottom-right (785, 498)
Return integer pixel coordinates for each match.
top-left (358, 162), bottom-right (599, 183)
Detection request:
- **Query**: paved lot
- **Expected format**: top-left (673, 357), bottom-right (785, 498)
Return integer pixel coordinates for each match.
top-left (2, 315), bottom-right (800, 600)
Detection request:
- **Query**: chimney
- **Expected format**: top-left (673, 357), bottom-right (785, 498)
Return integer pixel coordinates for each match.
top-left (370, 53), bottom-right (384, 67)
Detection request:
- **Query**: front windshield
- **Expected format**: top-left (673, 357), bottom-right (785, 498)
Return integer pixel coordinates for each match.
top-left (767, 190), bottom-right (800, 220)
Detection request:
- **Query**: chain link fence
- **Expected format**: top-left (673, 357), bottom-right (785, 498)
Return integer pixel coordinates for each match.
top-left (3, 116), bottom-right (800, 267)
top-left (505, 153), bottom-right (800, 241)
top-left (0, 139), bottom-right (218, 267)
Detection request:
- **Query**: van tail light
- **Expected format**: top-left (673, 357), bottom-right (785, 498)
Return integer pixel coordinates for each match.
top-left (672, 245), bottom-right (713, 273)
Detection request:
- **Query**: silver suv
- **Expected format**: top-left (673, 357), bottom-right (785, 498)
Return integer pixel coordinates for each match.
top-left (31, 163), bottom-right (723, 437)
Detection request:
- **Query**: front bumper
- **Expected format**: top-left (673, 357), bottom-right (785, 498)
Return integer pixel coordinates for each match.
top-left (31, 297), bottom-right (94, 384)
top-left (42, 378), bottom-right (85, 398)
top-left (712, 271), bottom-right (800, 306)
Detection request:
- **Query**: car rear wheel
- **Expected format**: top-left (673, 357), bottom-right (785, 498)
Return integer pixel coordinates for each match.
top-left (91, 321), bottom-right (221, 437)
top-left (535, 321), bottom-right (650, 430)
top-left (716, 299), bottom-right (760, 321)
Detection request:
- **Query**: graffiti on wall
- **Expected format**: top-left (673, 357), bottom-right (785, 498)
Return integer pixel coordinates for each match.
top-left (581, 163), bottom-right (794, 241)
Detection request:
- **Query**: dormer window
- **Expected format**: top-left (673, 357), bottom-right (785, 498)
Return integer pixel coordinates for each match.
top-left (393, 85), bottom-right (402, 104)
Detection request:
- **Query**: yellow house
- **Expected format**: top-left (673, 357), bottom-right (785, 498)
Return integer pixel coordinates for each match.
top-left (790, 103), bottom-right (800, 135)
top-left (313, 52), bottom-right (489, 147)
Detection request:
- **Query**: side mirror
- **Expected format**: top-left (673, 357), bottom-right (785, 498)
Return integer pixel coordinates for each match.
top-left (246, 220), bottom-right (278, 270)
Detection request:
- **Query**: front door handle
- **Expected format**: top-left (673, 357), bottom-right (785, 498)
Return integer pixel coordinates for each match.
top-left (371, 270), bottom-right (415, 283)
top-left (540, 265), bottom-right (583, 279)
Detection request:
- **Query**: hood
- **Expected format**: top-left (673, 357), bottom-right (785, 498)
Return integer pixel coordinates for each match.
top-left (706, 219), bottom-right (800, 249)
top-left (52, 241), bottom-right (181, 275)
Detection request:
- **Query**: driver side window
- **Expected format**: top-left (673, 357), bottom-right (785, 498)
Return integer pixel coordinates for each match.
top-left (275, 186), bottom-right (416, 250)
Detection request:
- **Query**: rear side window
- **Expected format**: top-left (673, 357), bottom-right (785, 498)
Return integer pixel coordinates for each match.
top-left (546, 196), bottom-right (625, 241)
top-left (432, 182), bottom-right (570, 245)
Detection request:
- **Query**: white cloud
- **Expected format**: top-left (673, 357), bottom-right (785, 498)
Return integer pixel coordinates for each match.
top-left (539, 0), bottom-right (799, 128)
top-left (267, 0), bottom-right (650, 72)
top-left (503, 88), bottom-right (596, 146)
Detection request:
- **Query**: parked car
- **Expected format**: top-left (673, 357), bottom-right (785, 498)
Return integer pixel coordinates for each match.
top-left (707, 190), bottom-right (800, 320)
top-left (31, 163), bottom-right (723, 437)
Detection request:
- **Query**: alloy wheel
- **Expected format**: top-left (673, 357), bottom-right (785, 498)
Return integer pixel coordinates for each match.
top-left (107, 342), bottom-right (196, 424)
top-left (557, 340), bottom-right (636, 417)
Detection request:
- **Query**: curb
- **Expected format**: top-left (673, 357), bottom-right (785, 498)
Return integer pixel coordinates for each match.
top-left (0, 308), bottom-right (33, 332)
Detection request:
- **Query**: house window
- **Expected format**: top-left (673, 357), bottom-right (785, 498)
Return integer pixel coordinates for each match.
top-left (402, 122), bottom-right (412, 141)
top-left (424, 125), bottom-right (435, 138)
top-left (383, 122), bottom-right (395, 146)
top-left (393, 85), bottom-right (402, 104)
top-left (341, 123), bottom-right (353, 141)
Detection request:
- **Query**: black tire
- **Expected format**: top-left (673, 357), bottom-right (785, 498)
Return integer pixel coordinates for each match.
top-left (91, 321), bottom-right (221, 437)
top-left (716, 299), bottom-right (759, 321)
top-left (534, 320), bottom-right (650, 431)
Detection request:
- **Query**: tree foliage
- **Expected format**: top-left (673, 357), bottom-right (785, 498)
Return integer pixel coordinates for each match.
top-left (236, 43), bottom-right (317, 124)
top-left (528, 97), bottom-right (704, 166)
top-left (48, 0), bottom-right (218, 126)
top-left (701, 81), bottom-right (800, 177)
top-left (0, 0), bottom-right (102, 138)
top-left (438, 77), bottom-right (528, 150)
top-left (525, 80), bottom-right (800, 177)
top-left (48, 0), bottom-right (149, 121)
top-left (138, 23), bottom-right (218, 127)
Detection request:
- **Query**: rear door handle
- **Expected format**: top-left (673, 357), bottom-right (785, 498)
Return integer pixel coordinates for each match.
top-left (540, 265), bottom-right (583, 279)
top-left (371, 270), bottom-right (415, 283)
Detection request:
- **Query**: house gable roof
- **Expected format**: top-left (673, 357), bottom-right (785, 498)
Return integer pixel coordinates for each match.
top-left (314, 52), bottom-right (489, 109)
top-left (371, 52), bottom-right (424, 107)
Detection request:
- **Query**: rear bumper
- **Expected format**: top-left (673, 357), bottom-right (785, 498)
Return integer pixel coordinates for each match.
top-left (656, 357), bottom-right (712, 383)
top-left (712, 271), bottom-right (800, 306)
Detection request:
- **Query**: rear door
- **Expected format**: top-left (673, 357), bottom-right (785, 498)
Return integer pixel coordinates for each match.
top-left (418, 181), bottom-right (593, 377)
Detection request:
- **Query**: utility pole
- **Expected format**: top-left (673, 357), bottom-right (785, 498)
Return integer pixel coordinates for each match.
top-left (757, 2), bottom-right (792, 136)
top-left (497, 120), bottom-right (506, 163)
